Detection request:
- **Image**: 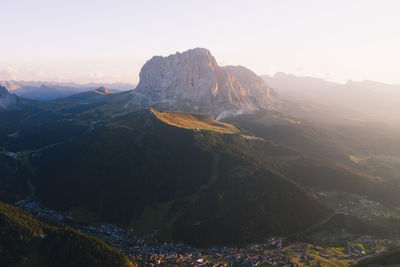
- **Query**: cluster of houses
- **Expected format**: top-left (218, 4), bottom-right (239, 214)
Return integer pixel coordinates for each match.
top-left (125, 241), bottom-right (296, 266)
top-left (23, 201), bottom-right (69, 226)
top-left (20, 201), bottom-right (400, 266)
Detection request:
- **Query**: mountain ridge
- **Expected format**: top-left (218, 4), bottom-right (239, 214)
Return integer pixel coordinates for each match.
top-left (262, 72), bottom-right (400, 125)
top-left (0, 81), bottom-right (131, 101)
top-left (31, 108), bottom-right (331, 247)
top-left (93, 86), bottom-right (114, 95)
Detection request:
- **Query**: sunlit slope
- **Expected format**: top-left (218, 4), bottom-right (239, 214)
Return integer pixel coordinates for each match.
top-left (0, 201), bottom-right (133, 267)
top-left (151, 108), bottom-right (239, 134)
top-left (224, 109), bottom-right (400, 209)
top-left (224, 109), bottom-right (349, 159)
top-left (355, 247), bottom-right (400, 266)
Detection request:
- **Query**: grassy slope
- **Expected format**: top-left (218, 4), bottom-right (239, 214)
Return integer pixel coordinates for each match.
top-left (355, 247), bottom-right (400, 266)
top-left (225, 110), bottom-right (400, 208)
top-left (151, 108), bottom-right (239, 134)
top-left (223, 109), bottom-right (349, 159)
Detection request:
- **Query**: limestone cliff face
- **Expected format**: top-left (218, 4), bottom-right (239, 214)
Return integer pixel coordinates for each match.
top-left (128, 48), bottom-right (272, 119)
top-left (0, 86), bottom-right (17, 110)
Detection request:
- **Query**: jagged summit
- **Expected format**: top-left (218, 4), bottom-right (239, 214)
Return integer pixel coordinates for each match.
top-left (0, 81), bottom-right (22, 91)
top-left (127, 48), bottom-right (272, 119)
top-left (93, 86), bottom-right (114, 95)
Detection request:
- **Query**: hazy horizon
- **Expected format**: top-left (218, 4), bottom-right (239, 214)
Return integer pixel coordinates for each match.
top-left (3, 70), bottom-right (400, 88)
top-left (2, 0), bottom-right (400, 85)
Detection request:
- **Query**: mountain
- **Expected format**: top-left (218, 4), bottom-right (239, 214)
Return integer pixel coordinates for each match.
top-left (0, 86), bottom-right (17, 110)
top-left (11, 85), bottom-right (91, 101)
top-left (223, 110), bottom-right (400, 205)
top-left (223, 109), bottom-right (348, 159)
top-left (0, 81), bottom-right (132, 101)
top-left (31, 108), bottom-right (331, 247)
top-left (23, 106), bottom-right (400, 247)
top-left (53, 86), bottom-right (115, 103)
top-left (0, 80), bottom-right (135, 92)
top-left (126, 48), bottom-right (272, 119)
top-left (263, 72), bottom-right (400, 126)
top-left (21, 85), bottom-right (77, 101)
top-left (0, 81), bottom-right (23, 91)
top-left (261, 73), bottom-right (400, 157)
top-left (262, 72), bottom-right (341, 95)
top-left (56, 86), bottom-right (115, 101)
top-left (16, 105), bottom-right (399, 250)
top-left (0, 201), bottom-right (133, 267)
top-left (82, 82), bottom-right (134, 91)
top-left (0, 81), bottom-right (89, 100)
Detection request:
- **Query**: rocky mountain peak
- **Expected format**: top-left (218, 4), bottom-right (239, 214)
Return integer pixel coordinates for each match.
top-left (0, 81), bottom-right (22, 91)
top-left (93, 86), bottom-right (114, 95)
top-left (127, 48), bottom-right (272, 119)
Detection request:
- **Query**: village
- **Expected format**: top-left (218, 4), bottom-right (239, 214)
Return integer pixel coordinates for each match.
top-left (21, 201), bottom-right (400, 266)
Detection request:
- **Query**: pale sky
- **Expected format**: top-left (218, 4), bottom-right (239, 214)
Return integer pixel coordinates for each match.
top-left (1, 0), bottom-right (400, 84)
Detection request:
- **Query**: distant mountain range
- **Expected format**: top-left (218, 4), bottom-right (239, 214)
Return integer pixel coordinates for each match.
top-left (263, 72), bottom-right (400, 125)
top-left (0, 81), bottom-right (134, 101)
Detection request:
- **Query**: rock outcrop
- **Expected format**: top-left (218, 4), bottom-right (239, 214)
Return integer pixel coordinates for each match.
top-left (0, 81), bottom-right (23, 91)
top-left (93, 86), bottom-right (114, 95)
top-left (127, 48), bottom-right (272, 119)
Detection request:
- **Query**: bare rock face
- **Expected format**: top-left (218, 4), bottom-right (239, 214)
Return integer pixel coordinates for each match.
top-left (128, 48), bottom-right (272, 119)
top-left (0, 81), bottom-right (23, 91)
top-left (93, 86), bottom-right (114, 95)
top-left (0, 86), bottom-right (17, 110)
